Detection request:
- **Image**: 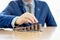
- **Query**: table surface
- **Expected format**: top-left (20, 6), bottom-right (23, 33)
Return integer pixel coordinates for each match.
top-left (0, 27), bottom-right (58, 40)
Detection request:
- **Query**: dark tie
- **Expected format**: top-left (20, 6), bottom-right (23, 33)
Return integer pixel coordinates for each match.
top-left (27, 4), bottom-right (32, 13)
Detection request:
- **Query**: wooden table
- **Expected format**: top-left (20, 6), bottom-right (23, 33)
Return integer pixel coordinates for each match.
top-left (0, 27), bottom-right (57, 40)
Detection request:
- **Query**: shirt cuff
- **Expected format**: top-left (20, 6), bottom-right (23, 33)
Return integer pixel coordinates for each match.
top-left (11, 16), bottom-right (19, 28)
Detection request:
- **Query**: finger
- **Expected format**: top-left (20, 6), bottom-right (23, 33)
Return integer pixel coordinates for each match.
top-left (24, 13), bottom-right (38, 23)
top-left (25, 15), bottom-right (35, 23)
top-left (29, 14), bottom-right (38, 23)
top-left (25, 18), bottom-right (33, 23)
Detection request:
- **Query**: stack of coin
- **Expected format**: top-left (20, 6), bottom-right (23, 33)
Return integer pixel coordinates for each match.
top-left (37, 24), bottom-right (43, 32)
top-left (14, 24), bottom-right (43, 32)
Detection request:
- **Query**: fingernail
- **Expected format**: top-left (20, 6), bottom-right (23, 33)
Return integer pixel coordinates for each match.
top-left (37, 21), bottom-right (38, 23)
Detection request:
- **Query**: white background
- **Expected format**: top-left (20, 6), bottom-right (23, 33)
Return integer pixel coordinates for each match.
top-left (0, 0), bottom-right (60, 26)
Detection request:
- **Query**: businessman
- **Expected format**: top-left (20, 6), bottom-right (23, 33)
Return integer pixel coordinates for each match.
top-left (0, 0), bottom-right (57, 28)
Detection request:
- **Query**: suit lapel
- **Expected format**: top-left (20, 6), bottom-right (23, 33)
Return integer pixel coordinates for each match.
top-left (34, 1), bottom-right (40, 20)
top-left (22, 7), bottom-right (26, 13)
top-left (18, 0), bottom-right (26, 13)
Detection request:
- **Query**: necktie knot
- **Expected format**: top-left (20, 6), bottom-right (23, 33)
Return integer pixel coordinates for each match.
top-left (27, 4), bottom-right (31, 8)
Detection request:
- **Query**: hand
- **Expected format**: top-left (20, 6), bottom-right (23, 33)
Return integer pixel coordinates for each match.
top-left (15, 12), bottom-right (38, 25)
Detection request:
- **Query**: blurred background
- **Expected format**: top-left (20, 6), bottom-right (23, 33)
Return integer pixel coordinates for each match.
top-left (0, 0), bottom-right (60, 27)
top-left (0, 0), bottom-right (60, 40)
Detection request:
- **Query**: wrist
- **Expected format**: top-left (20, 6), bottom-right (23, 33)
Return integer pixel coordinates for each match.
top-left (15, 17), bottom-right (23, 25)
top-left (11, 16), bottom-right (19, 28)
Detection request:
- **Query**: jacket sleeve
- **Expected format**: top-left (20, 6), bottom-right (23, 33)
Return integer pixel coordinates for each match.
top-left (44, 2), bottom-right (57, 26)
top-left (0, 1), bottom-right (16, 28)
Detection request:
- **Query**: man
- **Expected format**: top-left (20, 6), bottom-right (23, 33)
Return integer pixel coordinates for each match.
top-left (0, 0), bottom-right (57, 28)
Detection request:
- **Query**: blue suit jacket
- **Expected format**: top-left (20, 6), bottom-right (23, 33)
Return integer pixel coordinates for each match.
top-left (0, 0), bottom-right (57, 28)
